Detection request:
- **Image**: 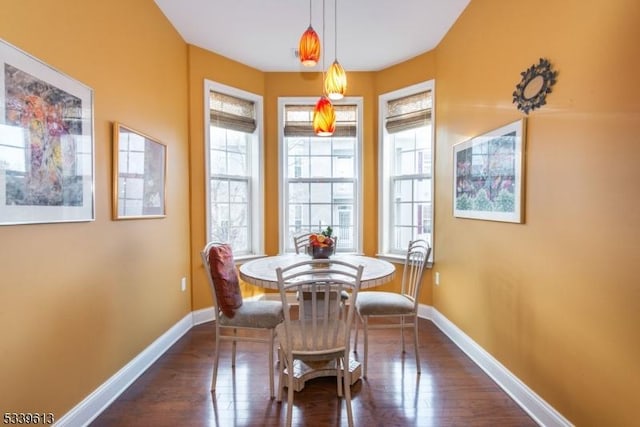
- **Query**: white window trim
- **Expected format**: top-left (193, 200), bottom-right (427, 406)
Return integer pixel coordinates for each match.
top-left (277, 96), bottom-right (364, 255)
top-left (377, 80), bottom-right (435, 264)
top-left (204, 79), bottom-right (265, 259)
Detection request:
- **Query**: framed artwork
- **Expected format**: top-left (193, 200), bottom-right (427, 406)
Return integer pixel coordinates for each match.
top-left (453, 119), bottom-right (526, 223)
top-left (112, 122), bottom-right (166, 220)
top-left (0, 38), bottom-right (94, 225)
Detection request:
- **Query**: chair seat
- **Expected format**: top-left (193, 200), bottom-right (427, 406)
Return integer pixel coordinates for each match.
top-left (276, 319), bottom-right (346, 361)
top-left (219, 300), bottom-right (284, 329)
top-left (356, 291), bottom-right (414, 316)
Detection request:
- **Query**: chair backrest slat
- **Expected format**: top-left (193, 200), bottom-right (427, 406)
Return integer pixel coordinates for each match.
top-left (401, 239), bottom-right (431, 304)
top-left (276, 259), bottom-right (363, 357)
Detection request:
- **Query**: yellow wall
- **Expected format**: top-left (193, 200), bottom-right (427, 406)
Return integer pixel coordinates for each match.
top-left (432, 1), bottom-right (639, 426)
top-left (1, 0), bottom-right (637, 425)
top-left (187, 45), bottom-right (266, 308)
top-left (0, 0), bottom-right (191, 417)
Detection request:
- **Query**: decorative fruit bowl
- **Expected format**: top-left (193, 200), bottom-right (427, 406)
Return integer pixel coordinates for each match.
top-left (308, 226), bottom-right (335, 259)
top-left (309, 245), bottom-right (334, 259)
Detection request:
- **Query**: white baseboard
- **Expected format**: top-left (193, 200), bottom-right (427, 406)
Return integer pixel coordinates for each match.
top-left (56, 302), bottom-right (571, 427)
top-left (192, 306), bottom-right (215, 325)
top-left (54, 313), bottom-right (194, 427)
top-left (424, 306), bottom-right (573, 427)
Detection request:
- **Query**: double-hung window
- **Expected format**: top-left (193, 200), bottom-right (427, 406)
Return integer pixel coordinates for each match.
top-left (205, 81), bottom-right (263, 257)
top-left (279, 98), bottom-right (362, 253)
top-left (379, 82), bottom-right (434, 260)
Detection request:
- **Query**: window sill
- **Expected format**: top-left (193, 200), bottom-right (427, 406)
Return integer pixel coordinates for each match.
top-left (376, 252), bottom-right (433, 269)
top-left (235, 254), bottom-right (268, 264)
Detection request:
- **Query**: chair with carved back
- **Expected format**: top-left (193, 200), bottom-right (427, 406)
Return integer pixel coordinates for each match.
top-left (275, 258), bottom-right (363, 427)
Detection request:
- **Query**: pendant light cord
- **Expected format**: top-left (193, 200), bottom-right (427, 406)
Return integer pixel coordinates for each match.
top-left (334, 0), bottom-right (338, 59)
top-left (321, 0), bottom-right (326, 93)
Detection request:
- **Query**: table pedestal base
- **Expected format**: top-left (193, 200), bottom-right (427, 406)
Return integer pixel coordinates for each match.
top-left (282, 357), bottom-right (361, 392)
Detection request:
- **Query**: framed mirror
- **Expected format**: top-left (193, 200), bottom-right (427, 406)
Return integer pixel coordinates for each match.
top-left (112, 123), bottom-right (167, 220)
top-left (512, 58), bottom-right (557, 114)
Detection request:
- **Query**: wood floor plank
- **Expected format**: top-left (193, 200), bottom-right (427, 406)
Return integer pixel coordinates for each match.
top-left (91, 318), bottom-right (537, 426)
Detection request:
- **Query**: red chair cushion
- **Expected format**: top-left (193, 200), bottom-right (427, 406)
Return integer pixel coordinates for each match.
top-left (207, 244), bottom-right (243, 318)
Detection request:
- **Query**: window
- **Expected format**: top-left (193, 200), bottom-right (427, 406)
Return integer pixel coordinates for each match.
top-left (379, 82), bottom-right (434, 259)
top-left (279, 98), bottom-right (362, 253)
top-left (205, 81), bottom-right (263, 257)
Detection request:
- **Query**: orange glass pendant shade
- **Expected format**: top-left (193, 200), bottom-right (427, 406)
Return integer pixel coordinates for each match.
top-left (313, 96), bottom-right (336, 136)
top-left (299, 26), bottom-right (321, 67)
top-left (325, 59), bottom-right (347, 100)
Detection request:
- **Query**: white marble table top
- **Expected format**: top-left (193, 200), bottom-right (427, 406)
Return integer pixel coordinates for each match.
top-left (239, 254), bottom-right (396, 290)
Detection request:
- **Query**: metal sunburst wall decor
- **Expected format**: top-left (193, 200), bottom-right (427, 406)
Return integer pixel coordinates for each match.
top-left (512, 58), bottom-right (557, 114)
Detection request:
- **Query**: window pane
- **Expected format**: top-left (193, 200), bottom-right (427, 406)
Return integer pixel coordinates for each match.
top-left (229, 180), bottom-right (248, 203)
top-left (229, 227), bottom-right (248, 251)
top-left (230, 203), bottom-right (247, 226)
top-left (394, 179), bottom-right (412, 202)
top-left (211, 179), bottom-right (229, 201)
top-left (289, 204), bottom-right (310, 230)
top-left (288, 156), bottom-right (309, 178)
top-left (210, 149), bottom-right (226, 175)
top-left (414, 178), bottom-right (431, 202)
top-left (333, 155), bottom-right (354, 178)
top-left (310, 183), bottom-right (331, 203)
top-left (310, 205), bottom-right (331, 227)
top-left (289, 182), bottom-right (309, 203)
top-left (287, 138), bottom-right (309, 156)
top-left (310, 138), bottom-right (332, 155)
top-left (309, 156), bottom-right (331, 178)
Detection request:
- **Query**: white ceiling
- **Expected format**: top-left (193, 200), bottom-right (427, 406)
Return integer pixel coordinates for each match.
top-left (154, 0), bottom-right (470, 72)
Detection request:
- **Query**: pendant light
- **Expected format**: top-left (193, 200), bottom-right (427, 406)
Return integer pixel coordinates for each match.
top-left (298, 0), bottom-right (320, 67)
top-left (324, 0), bottom-right (347, 100)
top-left (313, 96), bottom-right (336, 136)
top-left (312, 0), bottom-right (336, 136)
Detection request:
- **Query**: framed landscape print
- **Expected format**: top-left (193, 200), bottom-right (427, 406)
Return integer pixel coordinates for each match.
top-left (0, 38), bottom-right (94, 225)
top-left (453, 119), bottom-right (526, 223)
top-left (112, 123), bottom-right (166, 220)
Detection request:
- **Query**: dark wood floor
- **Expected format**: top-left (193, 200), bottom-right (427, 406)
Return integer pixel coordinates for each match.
top-left (91, 317), bottom-right (537, 427)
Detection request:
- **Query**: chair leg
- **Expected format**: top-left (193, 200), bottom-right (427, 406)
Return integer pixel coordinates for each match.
top-left (400, 316), bottom-right (406, 353)
top-left (211, 327), bottom-right (221, 392)
top-left (269, 329), bottom-right (275, 399)
top-left (343, 353), bottom-right (354, 427)
top-left (363, 316), bottom-right (369, 378)
top-left (336, 357), bottom-right (343, 397)
top-left (231, 328), bottom-right (237, 367)
top-left (276, 347), bottom-right (285, 403)
top-left (353, 313), bottom-right (360, 354)
top-left (286, 355), bottom-right (295, 427)
top-left (413, 317), bottom-right (421, 374)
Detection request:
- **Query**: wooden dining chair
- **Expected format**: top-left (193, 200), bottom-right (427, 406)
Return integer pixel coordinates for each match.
top-left (353, 239), bottom-right (431, 377)
top-left (275, 258), bottom-right (364, 427)
top-left (200, 242), bottom-right (284, 398)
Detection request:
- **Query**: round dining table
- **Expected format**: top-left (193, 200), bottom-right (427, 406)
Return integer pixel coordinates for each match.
top-left (239, 253), bottom-right (396, 290)
top-left (238, 253), bottom-right (396, 392)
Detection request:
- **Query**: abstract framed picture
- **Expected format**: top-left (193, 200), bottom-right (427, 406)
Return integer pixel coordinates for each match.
top-left (112, 123), bottom-right (166, 220)
top-left (453, 119), bottom-right (526, 223)
top-left (0, 38), bottom-right (94, 225)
